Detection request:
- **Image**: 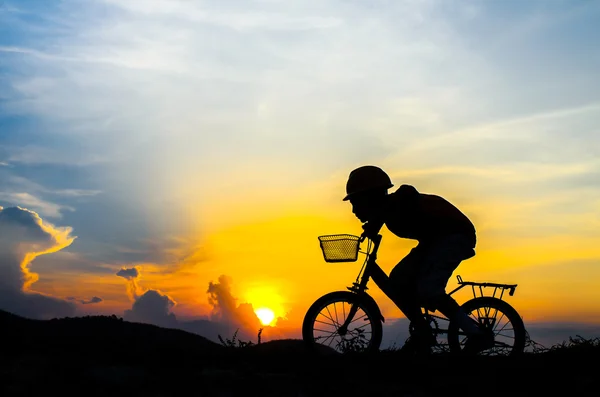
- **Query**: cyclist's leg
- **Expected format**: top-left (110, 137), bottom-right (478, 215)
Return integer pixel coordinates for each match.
top-left (415, 235), bottom-right (480, 336)
top-left (388, 246), bottom-right (435, 350)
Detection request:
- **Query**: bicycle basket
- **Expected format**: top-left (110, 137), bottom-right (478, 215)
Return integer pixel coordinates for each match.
top-left (318, 234), bottom-right (361, 262)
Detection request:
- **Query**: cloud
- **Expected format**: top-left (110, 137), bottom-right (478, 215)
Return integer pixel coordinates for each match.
top-left (116, 267), bottom-right (139, 280)
top-left (116, 266), bottom-right (177, 327)
top-left (174, 275), bottom-right (268, 343)
top-left (206, 275), bottom-right (262, 333)
top-left (115, 270), bottom-right (268, 342)
top-left (49, 189), bottom-right (102, 197)
top-left (0, 206), bottom-right (77, 319)
top-left (0, 192), bottom-right (74, 219)
top-left (67, 296), bottom-right (103, 305)
top-left (124, 289), bottom-right (177, 328)
top-left (4, 0), bottom-right (596, 228)
top-left (116, 266), bottom-right (143, 300)
top-left (101, 0), bottom-right (343, 31)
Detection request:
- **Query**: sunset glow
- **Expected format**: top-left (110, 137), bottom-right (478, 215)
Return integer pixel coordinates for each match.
top-left (255, 308), bottom-right (276, 326)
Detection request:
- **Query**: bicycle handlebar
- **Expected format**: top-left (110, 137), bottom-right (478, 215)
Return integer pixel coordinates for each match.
top-left (360, 220), bottom-right (384, 242)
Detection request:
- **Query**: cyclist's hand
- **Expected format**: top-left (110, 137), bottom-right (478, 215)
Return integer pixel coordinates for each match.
top-left (361, 220), bottom-right (384, 239)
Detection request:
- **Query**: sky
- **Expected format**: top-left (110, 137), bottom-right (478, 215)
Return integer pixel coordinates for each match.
top-left (1, 0), bottom-right (600, 347)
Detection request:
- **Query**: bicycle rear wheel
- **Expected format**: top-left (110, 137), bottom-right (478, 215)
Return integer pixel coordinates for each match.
top-left (447, 297), bottom-right (526, 356)
top-left (302, 291), bottom-right (382, 354)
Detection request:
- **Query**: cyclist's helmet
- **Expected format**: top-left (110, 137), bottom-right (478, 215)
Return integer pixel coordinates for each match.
top-left (343, 165), bottom-right (394, 201)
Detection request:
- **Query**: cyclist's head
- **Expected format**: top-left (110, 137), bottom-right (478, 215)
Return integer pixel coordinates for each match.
top-left (343, 165), bottom-right (393, 222)
top-left (343, 165), bottom-right (393, 201)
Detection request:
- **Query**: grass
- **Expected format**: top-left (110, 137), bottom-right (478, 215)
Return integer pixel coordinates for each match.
top-left (218, 328), bottom-right (263, 348)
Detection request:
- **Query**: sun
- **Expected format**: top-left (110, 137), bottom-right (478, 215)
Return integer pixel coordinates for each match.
top-left (255, 307), bottom-right (275, 326)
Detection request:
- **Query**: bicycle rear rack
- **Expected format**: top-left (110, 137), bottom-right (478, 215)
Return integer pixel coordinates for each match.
top-left (453, 275), bottom-right (518, 300)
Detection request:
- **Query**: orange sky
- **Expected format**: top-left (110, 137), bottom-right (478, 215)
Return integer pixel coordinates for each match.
top-left (29, 178), bottom-right (600, 336)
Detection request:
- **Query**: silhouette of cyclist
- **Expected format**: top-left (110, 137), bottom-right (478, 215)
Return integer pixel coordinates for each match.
top-left (343, 165), bottom-right (492, 355)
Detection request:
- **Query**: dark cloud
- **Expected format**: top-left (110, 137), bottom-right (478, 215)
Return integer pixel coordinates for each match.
top-left (81, 296), bottom-right (103, 305)
top-left (124, 289), bottom-right (177, 328)
top-left (207, 275), bottom-right (261, 331)
top-left (116, 267), bottom-right (139, 280)
top-left (67, 296), bottom-right (103, 305)
top-left (0, 206), bottom-right (77, 319)
top-left (84, 296), bottom-right (103, 304)
top-left (115, 267), bottom-right (142, 300)
top-left (116, 266), bottom-right (177, 328)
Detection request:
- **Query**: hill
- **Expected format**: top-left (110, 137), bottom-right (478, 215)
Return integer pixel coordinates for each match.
top-left (1, 309), bottom-right (598, 397)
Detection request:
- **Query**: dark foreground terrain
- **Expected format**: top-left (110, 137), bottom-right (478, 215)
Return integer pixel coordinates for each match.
top-left (1, 310), bottom-right (598, 397)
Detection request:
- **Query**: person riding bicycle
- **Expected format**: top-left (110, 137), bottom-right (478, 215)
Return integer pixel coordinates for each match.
top-left (343, 165), bottom-right (493, 355)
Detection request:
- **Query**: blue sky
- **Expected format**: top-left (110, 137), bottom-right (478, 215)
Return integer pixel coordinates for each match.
top-left (1, 0), bottom-right (600, 344)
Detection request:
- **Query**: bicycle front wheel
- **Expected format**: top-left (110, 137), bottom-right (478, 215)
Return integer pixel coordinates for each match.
top-left (302, 291), bottom-right (382, 354)
top-left (447, 297), bottom-right (526, 356)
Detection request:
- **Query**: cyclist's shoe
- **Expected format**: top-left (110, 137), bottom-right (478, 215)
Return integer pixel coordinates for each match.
top-left (463, 332), bottom-right (495, 356)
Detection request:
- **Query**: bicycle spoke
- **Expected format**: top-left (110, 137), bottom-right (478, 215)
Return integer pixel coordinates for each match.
top-left (326, 334), bottom-right (338, 347)
top-left (484, 305), bottom-right (491, 319)
top-left (494, 315), bottom-right (510, 334)
top-left (325, 306), bottom-right (340, 327)
top-left (314, 318), bottom-right (336, 327)
top-left (495, 332), bottom-right (515, 339)
top-left (315, 333), bottom-right (335, 345)
top-left (495, 325), bottom-right (514, 335)
top-left (334, 302), bottom-right (339, 327)
top-left (318, 311), bottom-right (336, 326)
top-left (492, 312), bottom-right (506, 330)
top-left (492, 306), bottom-right (499, 321)
top-left (318, 330), bottom-right (338, 346)
top-left (314, 328), bottom-right (337, 334)
top-left (349, 312), bottom-right (368, 325)
top-left (352, 323), bottom-right (371, 331)
top-left (476, 307), bottom-right (484, 322)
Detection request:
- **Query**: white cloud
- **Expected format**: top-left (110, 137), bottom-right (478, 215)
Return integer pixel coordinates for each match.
top-left (0, 192), bottom-right (73, 219)
top-left (2, 0), bottom-right (598, 231)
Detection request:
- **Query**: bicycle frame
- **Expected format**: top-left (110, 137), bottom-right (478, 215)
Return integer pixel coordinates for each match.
top-left (336, 233), bottom-right (384, 335)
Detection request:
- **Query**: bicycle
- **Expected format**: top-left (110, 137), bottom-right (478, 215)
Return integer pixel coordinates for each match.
top-left (302, 231), bottom-right (527, 356)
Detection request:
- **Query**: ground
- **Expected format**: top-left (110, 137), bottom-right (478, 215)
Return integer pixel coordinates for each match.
top-left (1, 310), bottom-right (597, 396)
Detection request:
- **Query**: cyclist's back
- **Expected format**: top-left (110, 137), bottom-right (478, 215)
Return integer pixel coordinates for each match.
top-left (384, 184), bottom-right (476, 248)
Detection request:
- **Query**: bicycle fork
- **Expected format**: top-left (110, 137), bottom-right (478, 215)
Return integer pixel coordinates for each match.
top-left (337, 303), bottom-right (360, 336)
